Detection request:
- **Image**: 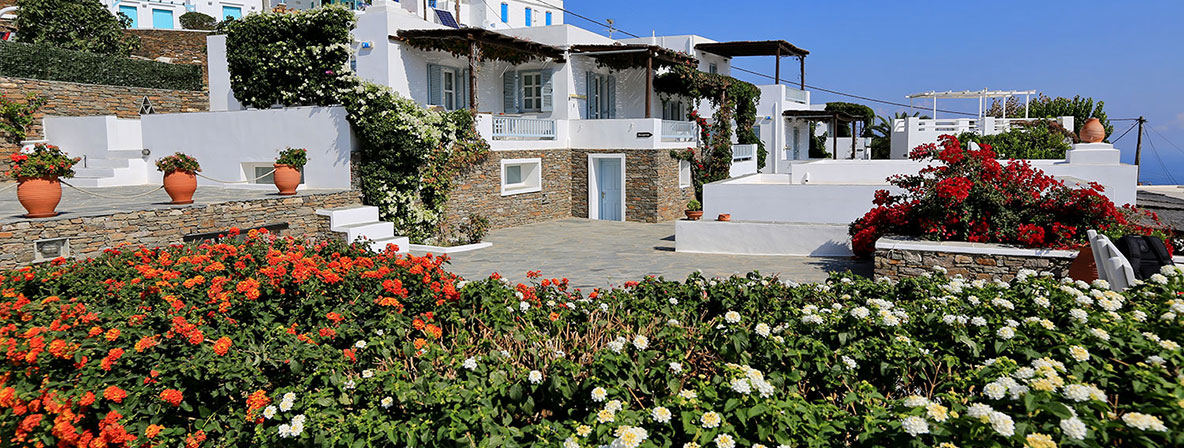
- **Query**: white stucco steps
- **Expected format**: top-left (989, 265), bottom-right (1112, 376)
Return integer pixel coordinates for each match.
top-left (69, 152), bottom-right (151, 188)
top-left (315, 206), bottom-right (409, 254)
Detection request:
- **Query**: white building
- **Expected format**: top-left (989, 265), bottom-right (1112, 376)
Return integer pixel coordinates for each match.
top-left (274, 0), bottom-right (564, 30)
top-left (104, 0), bottom-right (266, 29)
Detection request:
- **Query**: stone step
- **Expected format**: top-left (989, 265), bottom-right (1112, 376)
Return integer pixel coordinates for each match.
top-left (368, 236), bottom-right (410, 254)
top-left (336, 221), bottom-right (394, 242)
top-left (106, 150), bottom-right (148, 159)
top-left (73, 167), bottom-right (115, 178)
top-left (82, 158), bottom-right (130, 169)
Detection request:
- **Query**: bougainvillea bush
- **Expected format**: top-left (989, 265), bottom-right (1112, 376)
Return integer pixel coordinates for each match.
top-left (848, 134), bottom-right (1162, 257)
top-left (2, 234), bottom-right (1184, 447)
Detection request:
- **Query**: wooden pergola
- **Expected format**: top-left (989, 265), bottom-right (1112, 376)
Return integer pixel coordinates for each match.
top-left (570, 44), bottom-right (698, 118)
top-left (782, 110), bottom-right (861, 160)
top-left (394, 28), bottom-right (567, 111)
top-left (695, 40), bottom-right (809, 89)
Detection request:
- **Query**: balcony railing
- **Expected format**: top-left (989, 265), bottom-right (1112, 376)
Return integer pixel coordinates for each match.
top-left (784, 87), bottom-right (809, 104)
top-left (661, 120), bottom-right (697, 142)
top-left (491, 117), bottom-right (557, 140)
top-left (732, 144), bottom-right (757, 161)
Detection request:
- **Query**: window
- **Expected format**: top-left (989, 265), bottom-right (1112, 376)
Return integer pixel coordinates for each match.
top-left (441, 67), bottom-right (457, 110)
top-left (428, 0), bottom-right (436, 7)
top-left (500, 158), bottom-right (542, 195)
top-left (679, 160), bottom-right (691, 188)
top-left (586, 73), bottom-right (615, 119)
top-left (245, 163), bottom-right (303, 185)
top-left (222, 6), bottom-right (242, 20)
top-left (790, 127), bottom-right (801, 160)
top-left (545, 11), bottom-right (552, 25)
top-left (151, 8), bottom-right (174, 29)
top-left (500, 3), bottom-right (508, 23)
top-left (520, 71), bottom-right (541, 111)
top-left (118, 5), bottom-right (138, 28)
top-left (709, 63), bottom-right (718, 74)
top-left (662, 99), bottom-right (685, 121)
top-left (525, 7), bottom-right (532, 26)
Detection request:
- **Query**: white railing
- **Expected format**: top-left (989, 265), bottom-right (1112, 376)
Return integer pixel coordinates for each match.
top-left (491, 117), bottom-right (557, 140)
top-left (784, 87), bottom-right (809, 104)
top-left (732, 144), bottom-right (757, 161)
top-left (661, 120), bottom-right (697, 142)
top-left (890, 116), bottom-right (1075, 159)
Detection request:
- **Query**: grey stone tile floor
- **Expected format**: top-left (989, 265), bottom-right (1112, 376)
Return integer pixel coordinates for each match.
top-left (414, 218), bottom-right (871, 290)
top-left (0, 183), bottom-right (345, 224)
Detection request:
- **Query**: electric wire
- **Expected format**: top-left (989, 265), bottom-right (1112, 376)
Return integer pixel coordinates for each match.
top-left (1142, 128), bottom-right (1180, 184)
top-left (1148, 126), bottom-right (1184, 157)
top-left (1109, 121), bottom-right (1138, 145)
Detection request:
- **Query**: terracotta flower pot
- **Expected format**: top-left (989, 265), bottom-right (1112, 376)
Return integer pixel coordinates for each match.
top-left (273, 164), bottom-right (301, 195)
top-left (717, 213), bottom-right (731, 222)
top-left (1067, 244), bottom-right (1098, 282)
top-left (17, 177), bottom-right (62, 218)
top-left (163, 170), bottom-right (197, 204)
top-left (685, 210), bottom-right (703, 220)
top-left (1079, 118), bottom-right (1105, 143)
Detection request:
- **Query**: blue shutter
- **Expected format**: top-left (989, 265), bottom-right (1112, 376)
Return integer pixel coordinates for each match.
top-left (540, 69), bottom-right (554, 112)
top-left (605, 75), bottom-right (616, 119)
top-left (525, 8), bottom-right (532, 26)
top-left (427, 64), bottom-right (442, 106)
top-left (461, 68), bottom-right (470, 110)
top-left (545, 11), bottom-right (552, 25)
top-left (119, 5), bottom-right (138, 28)
top-left (222, 6), bottom-right (242, 20)
top-left (151, 9), bottom-right (174, 29)
top-left (500, 3), bottom-right (508, 23)
top-left (503, 71), bottom-right (517, 113)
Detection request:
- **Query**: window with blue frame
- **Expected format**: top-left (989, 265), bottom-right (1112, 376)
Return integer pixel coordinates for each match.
top-left (118, 5), bottom-right (138, 28)
top-left (545, 11), bottom-right (552, 25)
top-left (151, 9), bottom-right (174, 29)
top-left (222, 6), bottom-right (241, 20)
top-left (428, 0), bottom-right (436, 7)
top-left (500, 3), bottom-right (508, 23)
top-left (525, 7), bottom-right (531, 26)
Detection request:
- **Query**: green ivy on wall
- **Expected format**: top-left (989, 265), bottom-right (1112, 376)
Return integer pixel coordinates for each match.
top-left (223, 7), bottom-right (489, 243)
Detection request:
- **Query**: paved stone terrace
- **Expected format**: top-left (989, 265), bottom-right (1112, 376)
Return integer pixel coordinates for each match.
top-left (0, 183), bottom-right (344, 224)
top-left (418, 218), bottom-right (870, 290)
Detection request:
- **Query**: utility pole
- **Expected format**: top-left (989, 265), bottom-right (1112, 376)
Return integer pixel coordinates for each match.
top-left (1135, 116), bottom-right (1145, 183)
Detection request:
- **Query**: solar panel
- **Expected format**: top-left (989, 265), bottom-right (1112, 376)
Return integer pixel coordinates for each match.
top-left (434, 9), bottom-right (459, 29)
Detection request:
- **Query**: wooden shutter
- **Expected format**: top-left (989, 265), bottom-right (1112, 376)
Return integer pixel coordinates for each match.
top-left (605, 75), bottom-right (617, 119)
top-left (427, 64), bottom-right (442, 106)
top-left (540, 69), bottom-right (554, 112)
top-left (461, 68), bottom-right (470, 110)
top-left (503, 71), bottom-right (517, 113)
top-left (585, 71), bottom-right (595, 119)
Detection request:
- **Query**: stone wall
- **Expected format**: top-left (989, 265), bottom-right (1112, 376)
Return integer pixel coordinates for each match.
top-left (126, 29), bottom-right (209, 65)
top-left (0, 191), bottom-right (361, 270)
top-left (874, 237), bottom-right (1077, 281)
top-left (0, 76), bottom-right (208, 172)
top-left (445, 149), bottom-right (572, 230)
top-left (571, 149), bottom-right (693, 223)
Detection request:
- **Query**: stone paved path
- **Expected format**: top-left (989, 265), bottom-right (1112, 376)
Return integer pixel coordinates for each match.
top-left (416, 218), bottom-right (870, 290)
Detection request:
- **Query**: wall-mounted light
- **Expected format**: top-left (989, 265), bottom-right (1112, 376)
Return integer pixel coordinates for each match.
top-left (360, 41), bottom-right (372, 49)
top-left (141, 148), bottom-right (151, 157)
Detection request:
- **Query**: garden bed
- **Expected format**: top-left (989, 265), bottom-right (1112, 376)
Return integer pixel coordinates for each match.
top-left (0, 234), bottom-right (1181, 447)
top-left (875, 236), bottom-right (1078, 281)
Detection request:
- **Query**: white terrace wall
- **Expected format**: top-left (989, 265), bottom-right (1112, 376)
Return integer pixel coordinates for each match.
top-left (141, 106), bottom-right (356, 189)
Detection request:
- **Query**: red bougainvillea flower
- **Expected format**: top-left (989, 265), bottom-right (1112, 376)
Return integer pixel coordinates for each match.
top-left (212, 336), bottom-right (232, 356)
top-left (160, 389), bottom-right (183, 407)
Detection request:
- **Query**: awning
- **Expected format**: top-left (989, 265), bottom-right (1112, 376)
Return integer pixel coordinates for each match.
top-left (394, 28), bottom-right (566, 64)
top-left (569, 44), bottom-right (697, 70)
top-left (695, 40), bottom-right (809, 58)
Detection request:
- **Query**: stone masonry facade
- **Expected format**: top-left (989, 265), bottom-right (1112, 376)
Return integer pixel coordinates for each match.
top-left (0, 76), bottom-right (208, 172)
top-left (445, 149), bottom-right (572, 230)
top-left (876, 247), bottom-right (1075, 282)
top-left (570, 149), bottom-right (694, 223)
top-left (126, 29), bottom-right (210, 66)
top-left (0, 191), bottom-right (361, 270)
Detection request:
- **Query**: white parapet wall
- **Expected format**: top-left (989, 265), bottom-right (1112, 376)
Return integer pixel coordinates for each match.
top-left (141, 106), bottom-right (357, 189)
top-left (703, 173), bottom-right (901, 225)
top-left (675, 220), bottom-right (852, 257)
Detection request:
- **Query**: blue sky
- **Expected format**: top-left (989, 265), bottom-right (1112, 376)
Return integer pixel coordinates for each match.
top-left (564, 0), bottom-right (1184, 184)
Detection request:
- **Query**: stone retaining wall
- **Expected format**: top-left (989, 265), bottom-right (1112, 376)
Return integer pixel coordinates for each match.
top-left (445, 149), bottom-right (572, 230)
top-left (874, 237), bottom-right (1077, 281)
top-left (0, 191), bottom-right (360, 270)
top-left (126, 29), bottom-right (209, 66)
top-left (570, 149), bottom-right (693, 223)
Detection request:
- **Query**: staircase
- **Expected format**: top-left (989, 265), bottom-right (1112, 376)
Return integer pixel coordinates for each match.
top-left (315, 206), bottom-right (409, 254)
top-left (71, 150), bottom-right (151, 187)
top-left (39, 116), bottom-right (150, 187)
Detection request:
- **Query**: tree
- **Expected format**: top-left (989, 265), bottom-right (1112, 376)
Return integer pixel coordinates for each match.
top-left (180, 11), bottom-right (217, 30)
top-left (14, 0), bottom-right (139, 55)
top-left (869, 112), bottom-right (929, 159)
top-left (823, 102), bottom-right (875, 137)
top-left (986, 94), bottom-right (1112, 142)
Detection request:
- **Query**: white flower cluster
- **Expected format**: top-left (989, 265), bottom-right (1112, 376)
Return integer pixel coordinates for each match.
top-left (1122, 412), bottom-right (1168, 432)
top-left (277, 414), bottom-right (306, 438)
top-left (724, 364), bottom-right (775, 398)
top-left (610, 425), bottom-right (649, 448)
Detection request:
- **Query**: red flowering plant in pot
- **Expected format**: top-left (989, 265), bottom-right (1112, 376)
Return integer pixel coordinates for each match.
top-left (6, 143), bottom-right (79, 218)
top-left (273, 147), bottom-right (306, 195)
top-left (849, 134), bottom-right (1165, 258)
top-left (155, 152), bottom-right (201, 204)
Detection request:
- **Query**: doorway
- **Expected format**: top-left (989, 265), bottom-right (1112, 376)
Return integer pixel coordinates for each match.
top-left (588, 154), bottom-right (625, 221)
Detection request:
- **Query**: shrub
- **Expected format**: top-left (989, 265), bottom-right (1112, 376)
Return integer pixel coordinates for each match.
top-left (989, 95), bottom-right (1112, 141)
top-left (1, 234), bottom-right (1183, 447)
top-left (686, 199), bottom-right (701, 211)
top-left (6, 143), bottom-right (78, 179)
top-left (276, 147), bottom-right (308, 169)
top-left (0, 41), bottom-right (204, 91)
top-left (848, 134), bottom-right (1154, 257)
top-left (13, 0), bottom-right (139, 55)
top-left (0, 93), bottom-right (47, 145)
top-left (179, 12), bottom-right (217, 30)
top-left (155, 152), bottom-right (201, 173)
top-left (956, 120), bottom-right (1073, 160)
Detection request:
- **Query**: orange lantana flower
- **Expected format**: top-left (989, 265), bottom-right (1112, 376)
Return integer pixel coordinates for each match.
top-left (212, 337), bottom-right (232, 356)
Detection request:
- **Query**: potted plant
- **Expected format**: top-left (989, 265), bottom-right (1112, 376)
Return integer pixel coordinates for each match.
top-left (155, 152), bottom-right (201, 204)
top-left (684, 199), bottom-right (703, 220)
top-left (7, 143), bottom-right (79, 218)
top-left (273, 147), bottom-right (306, 195)
top-left (717, 213), bottom-right (731, 222)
